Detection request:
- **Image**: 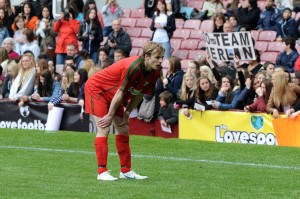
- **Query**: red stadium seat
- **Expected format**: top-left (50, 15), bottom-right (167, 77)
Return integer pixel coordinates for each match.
top-left (172, 29), bottom-right (191, 40)
top-left (190, 29), bottom-right (204, 40)
top-left (136, 18), bottom-right (153, 28)
top-left (200, 20), bottom-right (214, 33)
top-left (175, 18), bottom-right (185, 29)
top-left (181, 59), bottom-right (190, 71)
top-left (172, 50), bottom-right (189, 60)
top-left (188, 50), bottom-right (207, 60)
top-left (100, 37), bottom-right (108, 47)
top-left (130, 48), bottom-right (142, 56)
top-left (120, 8), bottom-right (131, 18)
top-left (296, 12), bottom-right (300, 21)
top-left (183, 19), bottom-right (201, 29)
top-left (258, 31), bottom-right (277, 41)
top-left (132, 38), bottom-right (149, 48)
top-left (170, 39), bottom-right (182, 51)
top-left (198, 40), bottom-right (206, 49)
top-left (130, 8), bottom-right (145, 18)
top-left (257, 1), bottom-right (266, 10)
top-left (186, 1), bottom-right (204, 10)
top-left (251, 30), bottom-right (259, 41)
top-left (120, 18), bottom-right (137, 28)
top-left (260, 52), bottom-right (279, 63)
top-left (255, 41), bottom-right (268, 52)
top-left (140, 28), bottom-right (153, 38)
top-left (126, 28), bottom-right (142, 38)
top-left (180, 40), bottom-right (199, 50)
top-left (267, 41), bottom-right (283, 53)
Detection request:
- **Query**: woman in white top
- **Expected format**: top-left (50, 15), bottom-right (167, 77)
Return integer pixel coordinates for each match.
top-left (21, 29), bottom-right (40, 60)
top-left (9, 53), bottom-right (36, 101)
top-left (150, 0), bottom-right (175, 59)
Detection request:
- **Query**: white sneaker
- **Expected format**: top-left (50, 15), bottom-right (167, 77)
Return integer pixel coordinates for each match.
top-left (97, 171), bottom-right (118, 181)
top-left (119, 170), bottom-right (148, 180)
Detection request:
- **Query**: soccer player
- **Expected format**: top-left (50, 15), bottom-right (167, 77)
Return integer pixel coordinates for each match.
top-left (85, 42), bottom-right (165, 181)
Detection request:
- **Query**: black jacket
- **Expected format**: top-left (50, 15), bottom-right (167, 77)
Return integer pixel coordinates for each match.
top-left (78, 21), bottom-right (103, 54)
top-left (105, 28), bottom-right (132, 58)
top-left (236, 7), bottom-right (261, 30)
top-left (150, 12), bottom-right (176, 41)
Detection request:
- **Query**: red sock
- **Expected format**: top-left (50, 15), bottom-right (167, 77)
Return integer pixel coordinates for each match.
top-left (95, 137), bottom-right (108, 174)
top-left (116, 134), bottom-right (131, 173)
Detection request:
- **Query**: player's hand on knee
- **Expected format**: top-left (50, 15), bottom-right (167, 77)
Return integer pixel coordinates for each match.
top-left (98, 115), bottom-right (113, 128)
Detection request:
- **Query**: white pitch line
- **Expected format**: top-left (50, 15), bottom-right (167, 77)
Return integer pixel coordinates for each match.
top-left (1, 145), bottom-right (299, 170)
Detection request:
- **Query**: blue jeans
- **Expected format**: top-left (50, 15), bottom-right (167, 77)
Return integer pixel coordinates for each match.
top-left (56, 53), bottom-right (66, 65)
top-left (90, 51), bottom-right (98, 64)
top-left (160, 41), bottom-right (171, 59)
top-left (103, 26), bottom-right (113, 37)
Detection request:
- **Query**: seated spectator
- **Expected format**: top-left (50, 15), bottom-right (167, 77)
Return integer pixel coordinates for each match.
top-left (1, 60), bottom-right (19, 98)
top-left (12, 2), bottom-right (38, 31)
top-left (105, 19), bottom-right (132, 58)
top-left (114, 49), bottom-right (124, 62)
top-left (150, 0), bottom-right (175, 59)
top-left (212, 76), bottom-right (241, 110)
top-left (47, 58), bottom-right (61, 82)
top-left (187, 61), bottom-right (200, 78)
top-left (13, 16), bottom-right (25, 55)
top-left (9, 53), bottom-right (36, 101)
top-left (66, 43), bottom-right (84, 69)
top-left (200, 65), bottom-right (214, 83)
top-left (195, 76), bottom-right (219, 110)
top-left (229, 15), bottom-right (241, 32)
top-left (199, 0), bottom-right (224, 20)
top-left (262, 62), bottom-right (275, 79)
top-left (244, 79), bottom-right (272, 112)
top-left (175, 72), bottom-right (197, 110)
top-left (236, 49), bottom-right (262, 76)
top-left (236, 0), bottom-right (260, 30)
top-left (267, 71), bottom-right (300, 118)
top-left (276, 8), bottom-right (295, 41)
top-left (256, 71), bottom-right (266, 85)
top-left (255, 0), bottom-right (281, 32)
top-left (34, 58), bottom-right (49, 92)
top-left (221, 0), bottom-right (239, 17)
top-left (82, 59), bottom-right (95, 73)
top-left (63, 56), bottom-right (77, 72)
top-left (96, 47), bottom-right (113, 69)
top-left (275, 37), bottom-right (299, 73)
top-left (0, 47), bottom-right (9, 75)
top-left (158, 91), bottom-right (178, 127)
top-left (162, 56), bottom-right (184, 99)
top-left (2, 37), bottom-right (19, 59)
top-left (223, 20), bottom-right (234, 33)
top-left (213, 14), bottom-right (225, 33)
top-left (291, 70), bottom-right (300, 85)
top-left (21, 29), bottom-right (40, 60)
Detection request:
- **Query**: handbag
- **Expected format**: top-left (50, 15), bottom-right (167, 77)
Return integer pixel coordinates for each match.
top-left (137, 96), bottom-right (155, 122)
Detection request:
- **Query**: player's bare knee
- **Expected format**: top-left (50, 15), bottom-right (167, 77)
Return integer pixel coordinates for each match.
top-left (96, 126), bottom-right (110, 137)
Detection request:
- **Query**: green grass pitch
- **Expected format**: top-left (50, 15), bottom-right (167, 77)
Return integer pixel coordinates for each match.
top-left (0, 129), bottom-right (300, 199)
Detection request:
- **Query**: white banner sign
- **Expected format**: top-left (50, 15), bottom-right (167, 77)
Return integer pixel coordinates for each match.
top-left (203, 31), bottom-right (255, 61)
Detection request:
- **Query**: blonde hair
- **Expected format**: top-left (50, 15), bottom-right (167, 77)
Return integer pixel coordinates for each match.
top-left (82, 59), bottom-right (95, 73)
top-left (7, 60), bottom-right (19, 77)
top-left (142, 42), bottom-right (165, 58)
top-left (180, 72), bottom-right (197, 100)
top-left (272, 71), bottom-right (289, 107)
top-left (61, 69), bottom-right (74, 92)
top-left (88, 66), bottom-right (101, 78)
top-left (18, 53), bottom-right (35, 89)
top-left (200, 65), bottom-right (213, 82)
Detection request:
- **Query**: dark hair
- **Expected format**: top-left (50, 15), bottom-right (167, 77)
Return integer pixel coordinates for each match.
top-left (23, 50), bottom-right (34, 56)
top-left (159, 91), bottom-right (173, 104)
top-left (38, 70), bottom-right (53, 97)
top-left (72, 68), bottom-right (88, 96)
top-left (65, 5), bottom-right (77, 19)
top-left (263, 61), bottom-right (274, 70)
top-left (98, 47), bottom-right (109, 56)
top-left (39, 5), bottom-right (54, 20)
top-left (248, 0), bottom-right (258, 8)
top-left (65, 55), bottom-right (75, 63)
top-left (262, 79), bottom-right (272, 104)
top-left (38, 54), bottom-right (48, 60)
top-left (254, 49), bottom-right (260, 62)
top-left (222, 75), bottom-right (235, 103)
top-left (85, 8), bottom-right (101, 31)
top-left (196, 77), bottom-right (215, 104)
top-left (283, 37), bottom-right (296, 50)
top-left (22, 2), bottom-right (36, 20)
top-left (83, 0), bottom-right (98, 19)
top-left (78, 50), bottom-right (90, 60)
top-left (213, 13), bottom-right (226, 29)
top-left (295, 70), bottom-right (300, 79)
top-left (23, 28), bottom-right (34, 43)
top-left (283, 7), bottom-right (292, 13)
top-left (0, 8), bottom-right (7, 29)
top-left (229, 0), bottom-right (239, 14)
top-left (155, 0), bottom-right (167, 16)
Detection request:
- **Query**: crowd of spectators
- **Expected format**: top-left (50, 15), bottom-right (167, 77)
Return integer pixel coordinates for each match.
top-left (0, 0), bottom-right (300, 128)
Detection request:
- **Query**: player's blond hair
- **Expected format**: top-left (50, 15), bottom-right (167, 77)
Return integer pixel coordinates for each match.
top-left (142, 42), bottom-right (165, 58)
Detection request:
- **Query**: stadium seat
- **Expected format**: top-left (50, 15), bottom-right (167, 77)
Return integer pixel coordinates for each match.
top-left (136, 18), bottom-right (153, 28)
top-left (172, 29), bottom-right (191, 40)
top-left (198, 40), bottom-right (206, 49)
top-left (120, 8), bottom-right (131, 18)
top-left (170, 39), bottom-right (182, 51)
top-left (186, 1), bottom-right (204, 10)
top-left (251, 30), bottom-right (259, 41)
top-left (260, 52), bottom-right (279, 63)
top-left (130, 48), bottom-right (142, 56)
top-left (126, 28), bottom-right (142, 38)
top-left (267, 41), bottom-right (283, 53)
top-left (120, 18), bottom-right (137, 28)
top-left (172, 50), bottom-right (189, 60)
top-left (175, 18), bottom-right (185, 29)
top-left (100, 37), bottom-right (108, 47)
top-left (296, 12), bottom-right (300, 21)
top-left (255, 41), bottom-right (268, 52)
top-left (188, 50), bottom-right (206, 60)
top-left (162, 59), bottom-right (169, 69)
top-left (130, 8), bottom-right (145, 18)
top-left (190, 29), bottom-right (204, 40)
top-left (183, 19), bottom-right (201, 29)
top-left (258, 31), bottom-right (277, 41)
top-left (180, 59), bottom-right (190, 71)
top-left (257, 1), bottom-right (266, 10)
top-left (132, 38), bottom-right (149, 48)
top-left (200, 20), bottom-right (214, 33)
top-left (180, 40), bottom-right (199, 50)
top-left (140, 28), bottom-right (153, 38)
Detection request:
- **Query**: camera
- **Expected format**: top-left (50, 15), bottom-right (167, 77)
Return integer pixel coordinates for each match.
top-left (109, 36), bottom-right (115, 43)
top-left (63, 9), bottom-right (70, 20)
